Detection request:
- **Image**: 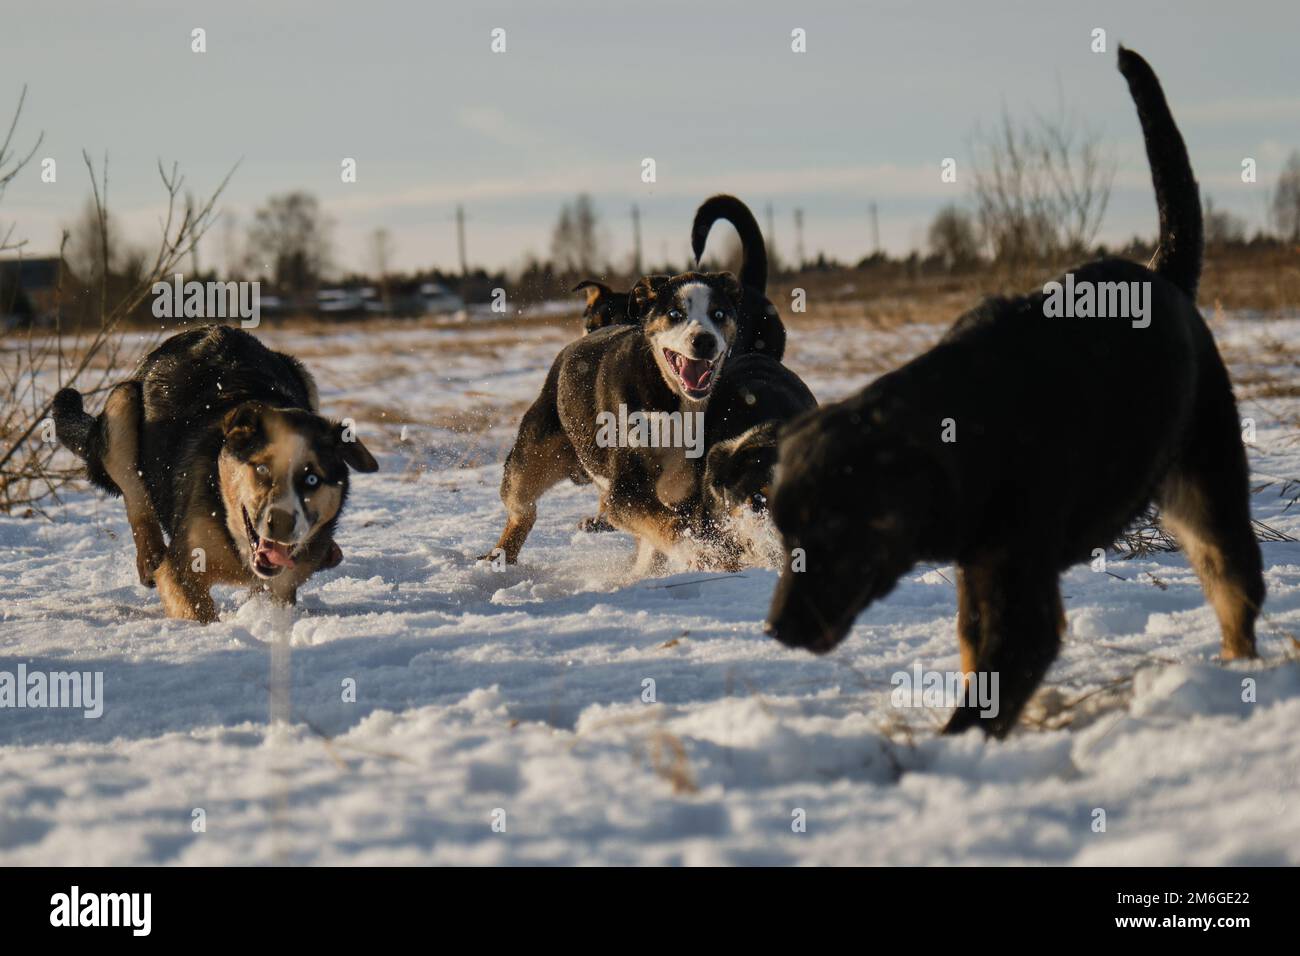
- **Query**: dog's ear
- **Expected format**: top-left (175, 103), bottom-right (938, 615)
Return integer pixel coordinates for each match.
top-left (221, 402), bottom-right (266, 454)
top-left (707, 271), bottom-right (743, 307)
top-left (334, 421), bottom-right (379, 473)
top-left (628, 274), bottom-right (671, 321)
top-left (572, 280), bottom-right (612, 309)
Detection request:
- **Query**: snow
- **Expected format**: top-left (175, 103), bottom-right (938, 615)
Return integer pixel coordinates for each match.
top-left (2, 312), bottom-right (1299, 865)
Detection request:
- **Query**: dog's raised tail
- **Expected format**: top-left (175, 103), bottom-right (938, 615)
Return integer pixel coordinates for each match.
top-left (53, 387), bottom-right (98, 462)
top-left (691, 194), bottom-right (768, 294)
top-left (1118, 45), bottom-right (1202, 299)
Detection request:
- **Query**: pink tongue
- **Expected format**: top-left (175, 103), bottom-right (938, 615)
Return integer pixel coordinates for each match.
top-left (257, 541), bottom-right (296, 568)
top-left (677, 356), bottom-right (711, 389)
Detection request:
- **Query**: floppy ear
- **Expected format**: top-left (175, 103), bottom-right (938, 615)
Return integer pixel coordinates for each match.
top-left (572, 280), bottom-right (612, 309)
top-left (221, 402), bottom-right (266, 453)
top-left (334, 422), bottom-right (379, 473)
top-left (627, 274), bottom-right (671, 321)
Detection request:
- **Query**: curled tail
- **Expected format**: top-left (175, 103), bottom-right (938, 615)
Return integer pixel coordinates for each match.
top-left (53, 387), bottom-right (116, 493)
top-left (691, 195), bottom-right (768, 293)
top-left (1118, 45), bottom-right (1202, 299)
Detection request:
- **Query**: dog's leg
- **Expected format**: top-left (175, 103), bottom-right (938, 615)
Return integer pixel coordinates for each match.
top-left (955, 566), bottom-right (980, 675)
top-left (603, 469), bottom-right (689, 561)
top-left (485, 428), bottom-right (579, 564)
top-left (1159, 472), bottom-right (1263, 661)
top-left (943, 558), bottom-right (1064, 738)
top-left (153, 553), bottom-right (218, 623)
top-left (99, 382), bottom-right (166, 587)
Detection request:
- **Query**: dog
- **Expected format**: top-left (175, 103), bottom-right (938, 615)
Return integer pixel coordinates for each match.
top-left (691, 194), bottom-right (786, 360)
top-left (764, 48), bottom-right (1264, 737)
top-left (53, 324), bottom-right (378, 622)
top-left (573, 280), bottom-right (632, 336)
top-left (484, 271), bottom-right (742, 571)
top-left (701, 352), bottom-right (817, 520)
top-left (569, 195), bottom-right (785, 360)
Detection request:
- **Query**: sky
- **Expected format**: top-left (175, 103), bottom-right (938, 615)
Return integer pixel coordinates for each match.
top-left (1, 0), bottom-right (1297, 277)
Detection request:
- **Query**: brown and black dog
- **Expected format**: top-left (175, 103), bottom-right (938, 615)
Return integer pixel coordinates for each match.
top-left (571, 195), bottom-right (785, 361)
top-left (765, 48), bottom-right (1264, 736)
top-left (485, 272), bottom-right (744, 572)
top-left (54, 324), bottom-right (378, 622)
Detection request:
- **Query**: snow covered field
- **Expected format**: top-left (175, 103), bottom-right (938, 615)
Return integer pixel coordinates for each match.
top-left (2, 309), bottom-right (1299, 866)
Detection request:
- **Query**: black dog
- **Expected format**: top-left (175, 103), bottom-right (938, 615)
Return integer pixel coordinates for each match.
top-left (485, 272), bottom-right (743, 571)
top-left (573, 280), bottom-right (631, 336)
top-left (765, 48), bottom-right (1264, 737)
top-left (701, 352), bottom-right (817, 520)
top-left (54, 325), bottom-right (378, 622)
top-left (691, 194), bottom-right (786, 360)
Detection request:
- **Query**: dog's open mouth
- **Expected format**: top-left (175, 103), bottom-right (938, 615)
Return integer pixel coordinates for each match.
top-left (242, 506), bottom-right (296, 578)
top-left (663, 348), bottom-right (717, 398)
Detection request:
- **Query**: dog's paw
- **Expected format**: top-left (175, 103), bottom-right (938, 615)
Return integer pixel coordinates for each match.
top-left (577, 515), bottom-right (616, 533)
top-left (476, 548), bottom-right (516, 565)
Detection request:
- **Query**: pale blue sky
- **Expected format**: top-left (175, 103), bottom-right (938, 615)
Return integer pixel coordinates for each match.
top-left (2, 0), bottom-right (1297, 275)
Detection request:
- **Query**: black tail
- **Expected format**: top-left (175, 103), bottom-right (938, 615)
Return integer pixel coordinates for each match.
top-left (1117, 46), bottom-right (1202, 299)
top-left (691, 195), bottom-right (768, 294)
top-left (53, 387), bottom-right (118, 494)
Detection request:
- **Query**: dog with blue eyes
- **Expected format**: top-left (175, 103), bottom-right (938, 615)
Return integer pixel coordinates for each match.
top-left (483, 271), bottom-right (743, 571)
top-left (53, 324), bottom-right (378, 622)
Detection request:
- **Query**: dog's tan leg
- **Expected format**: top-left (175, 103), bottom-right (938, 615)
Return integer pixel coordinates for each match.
top-left (99, 382), bottom-right (166, 587)
top-left (943, 558), bottom-right (1064, 738)
top-left (1159, 475), bottom-right (1262, 660)
top-left (955, 566), bottom-right (979, 676)
top-left (154, 555), bottom-right (218, 623)
top-left (486, 429), bottom-right (580, 563)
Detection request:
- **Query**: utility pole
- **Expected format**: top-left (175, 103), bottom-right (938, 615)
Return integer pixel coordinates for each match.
top-left (455, 205), bottom-right (468, 277)
top-left (765, 202), bottom-right (777, 268)
top-left (793, 208), bottom-right (805, 270)
top-left (631, 204), bottom-right (643, 276)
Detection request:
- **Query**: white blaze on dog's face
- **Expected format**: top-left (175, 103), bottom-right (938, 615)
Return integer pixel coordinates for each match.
top-left (217, 403), bottom-right (378, 579)
top-left (634, 273), bottom-right (740, 403)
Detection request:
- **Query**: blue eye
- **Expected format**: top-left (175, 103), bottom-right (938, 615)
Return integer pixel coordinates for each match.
top-left (668, 309), bottom-right (683, 319)
top-left (304, 473), bottom-right (319, 487)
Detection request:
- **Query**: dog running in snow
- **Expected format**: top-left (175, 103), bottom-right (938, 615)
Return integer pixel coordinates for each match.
top-left (484, 271), bottom-right (744, 572)
top-left (53, 325), bottom-right (378, 622)
top-left (765, 48), bottom-right (1265, 736)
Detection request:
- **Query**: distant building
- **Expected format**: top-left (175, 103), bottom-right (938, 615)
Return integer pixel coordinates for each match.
top-left (0, 256), bottom-right (62, 328)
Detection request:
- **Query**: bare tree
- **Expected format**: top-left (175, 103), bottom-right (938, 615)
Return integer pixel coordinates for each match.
top-left (551, 194), bottom-right (602, 275)
top-left (1271, 150), bottom-right (1300, 242)
top-left (969, 94), bottom-right (1115, 270)
top-left (246, 192), bottom-right (332, 296)
top-left (0, 87), bottom-right (233, 512)
top-left (1203, 195), bottom-right (1246, 248)
top-left (927, 204), bottom-right (981, 270)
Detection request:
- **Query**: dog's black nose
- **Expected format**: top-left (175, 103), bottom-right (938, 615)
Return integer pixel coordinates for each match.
top-left (691, 331), bottom-right (717, 356)
top-left (265, 507), bottom-right (296, 541)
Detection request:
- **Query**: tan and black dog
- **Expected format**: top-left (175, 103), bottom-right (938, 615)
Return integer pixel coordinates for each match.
top-left (53, 324), bottom-right (378, 622)
top-left (485, 271), bottom-right (743, 571)
top-left (766, 48), bottom-right (1264, 736)
top-left (571, 195), bottom-right (785, 362)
